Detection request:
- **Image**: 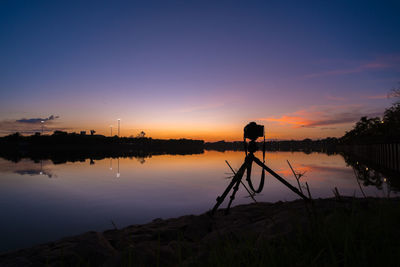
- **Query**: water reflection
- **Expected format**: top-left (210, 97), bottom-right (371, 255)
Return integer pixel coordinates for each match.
top-left (341, 152), bottom-right (400, 193)
top-left (117, 158), bottom-right (120, 178)
top-left (0, 151), bottom-right (398, 253)
top-left (137, 156), bottom-right (146, 164)
top-left (0, 148), bottom-right (204, 165)
top-left (0, 159), bottom-right (56, 178)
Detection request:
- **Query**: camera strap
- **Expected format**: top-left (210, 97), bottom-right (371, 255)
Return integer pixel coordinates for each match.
top-left (246, 160), bottom-right (265, 193)
top-left (244, 127), bottom-right (266, 194)
top-left (246, 133), bottom-right (266, 194)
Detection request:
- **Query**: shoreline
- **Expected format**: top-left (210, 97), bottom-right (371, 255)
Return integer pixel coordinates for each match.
top-left (1, 197), bottom-right (399, 266)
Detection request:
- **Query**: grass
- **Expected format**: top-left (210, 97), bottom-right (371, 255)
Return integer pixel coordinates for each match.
top-left (45, 198), bottom-right (400, 266)
top-left (190, 198), bottom-right (400, 267)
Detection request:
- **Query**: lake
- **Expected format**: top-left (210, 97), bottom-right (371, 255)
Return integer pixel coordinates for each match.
top-left (0, 150), bottom-right (394, 252)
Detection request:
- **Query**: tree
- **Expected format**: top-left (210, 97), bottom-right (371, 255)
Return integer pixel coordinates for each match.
top-left (389, 82), bottom-right (400, 103)
top-left (341, 83), bottom-right (400, 144)
top-left (137, 131), bottom-right (146, 138)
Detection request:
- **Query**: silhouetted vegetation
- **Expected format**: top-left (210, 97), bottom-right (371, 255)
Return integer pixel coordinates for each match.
top-left (1, 85), bottom-right (399, 166)
top-left (0, 131), bottom-right (204, 163)
top-left (205, 138), bottom-right (338, 153)
top-left (337, 86), bottom-right (400, 175)
top-left (194, 198), bottom-right (400, 267)
top-left (340, 86), bottom-right (400, 145)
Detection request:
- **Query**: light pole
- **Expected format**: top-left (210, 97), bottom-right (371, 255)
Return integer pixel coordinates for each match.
top-left (41, 121), bottom-right (44, 134)
top-left (117, 119), bottom-right (121, 137)
top-left (110, 125), bottom-right (113, 137)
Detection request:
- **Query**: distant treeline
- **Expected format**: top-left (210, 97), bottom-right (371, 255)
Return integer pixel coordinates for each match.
top-left (0, 131), bottom-right (204, 149)
top-left (2, 90), bottom-right (399, 164)
top-left (0, 131), bottom-right (205, 163)
top-left (205, 138), bottom-right (338, 153)
top-left (0, 130), bottom-right (340, 158)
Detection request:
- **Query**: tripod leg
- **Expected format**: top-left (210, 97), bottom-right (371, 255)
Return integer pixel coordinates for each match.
top-left (211, 158), bottom-right (248, 215)
top-left (252, 156), bottom-right (310, 201)
top-left (245, 159), bottom-right (252, 185)
top-left (225, 176), bottom-right (242, 214)
top-left (225, 160), bottom-right (257, 203)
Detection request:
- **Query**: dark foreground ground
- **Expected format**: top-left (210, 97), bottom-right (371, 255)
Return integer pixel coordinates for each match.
top-left (1, 197), bottom-right (400, 267)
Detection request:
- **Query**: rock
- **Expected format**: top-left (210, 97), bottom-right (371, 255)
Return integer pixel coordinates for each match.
top-left (1, 198), bottom-right (390, 267)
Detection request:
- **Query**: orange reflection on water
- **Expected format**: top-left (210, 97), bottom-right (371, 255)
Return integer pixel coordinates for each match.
top-left (0, 151), bottom-right (395, 253)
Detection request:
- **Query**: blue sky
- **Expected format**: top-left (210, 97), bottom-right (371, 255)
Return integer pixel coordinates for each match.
top-left (0, 0), bottom-right (399, 140)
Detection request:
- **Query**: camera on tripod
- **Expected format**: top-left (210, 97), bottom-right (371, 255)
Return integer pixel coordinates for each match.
top-left (211, 122), bottom-right (310, 216)
top-left (244, 122), bottom-right (264, 141)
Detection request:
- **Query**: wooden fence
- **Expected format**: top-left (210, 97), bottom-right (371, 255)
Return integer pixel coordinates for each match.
top-left (340, 143), bottom-right (400, 172)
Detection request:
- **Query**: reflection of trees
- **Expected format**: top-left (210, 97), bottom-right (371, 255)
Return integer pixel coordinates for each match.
top-left (204, 139), bottom-right (338, 153)
top-left (342, 152), bottom-right (399, 192)
top-left (352, 162), bottom-right (383, 189)
top-left (136, 156), bottom-right (146, 164)
top-left (0, 149), bottom-right (202, 165)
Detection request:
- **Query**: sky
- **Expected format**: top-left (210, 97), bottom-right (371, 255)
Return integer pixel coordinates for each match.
top-left (0, 0), bottom-right (399, 141)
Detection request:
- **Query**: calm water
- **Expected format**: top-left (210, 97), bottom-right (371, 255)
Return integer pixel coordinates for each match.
top-left (0, 150), bottom-right (394, 252)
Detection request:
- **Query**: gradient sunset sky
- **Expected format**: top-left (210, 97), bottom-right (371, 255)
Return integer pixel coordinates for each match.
top-left (1, 1), bottom-right (399, 141)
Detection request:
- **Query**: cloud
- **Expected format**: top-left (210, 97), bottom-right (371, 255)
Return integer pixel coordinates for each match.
top-left (305, 116), bottom-right (359, 127)
top-left (0, 115), bottom-right (68, 136)
top-left (16, 115), bottom-right (59, 124)
top-left (265, 115), bottom-right (314, 127)
top-left (303, 55), bottom-right (400, 79)
top-left (276, 164), bottom-right (352, 177)
top-left (259, 105), bottom-right (382, 128)
top-left (14, 169), bottom-right (54, 178)
top-left (0, 159), bottom-right (54, 178)
top-left (364, 94), bottom-right (388, 100)
top-left (301, 164), bottom-right (353, 176)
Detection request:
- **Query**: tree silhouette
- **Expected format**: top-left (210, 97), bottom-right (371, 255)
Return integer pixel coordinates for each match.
top-left (389, 82), bottom-right (400, 101)
top-left (137, 131), bottom-right (146, 138)
top-left (341, 83), bottom-right (400, 144)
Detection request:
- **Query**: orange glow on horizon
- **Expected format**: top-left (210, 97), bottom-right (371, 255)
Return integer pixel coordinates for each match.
top-left (8, 109), bottom-right (350, 141)
top-left (7, 122), bottom-right (347, 141)
top-left (264, 115), bottom-right (314, 128)
top-left (44, 121), bottom-right (346, 142)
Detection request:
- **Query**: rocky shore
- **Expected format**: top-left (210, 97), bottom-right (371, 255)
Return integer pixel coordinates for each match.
top-left (1, 197), bottom-right (398, 267)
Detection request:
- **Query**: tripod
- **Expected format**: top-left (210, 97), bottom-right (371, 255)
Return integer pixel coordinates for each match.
top-left (211, 140), bottom-right (310, 215)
